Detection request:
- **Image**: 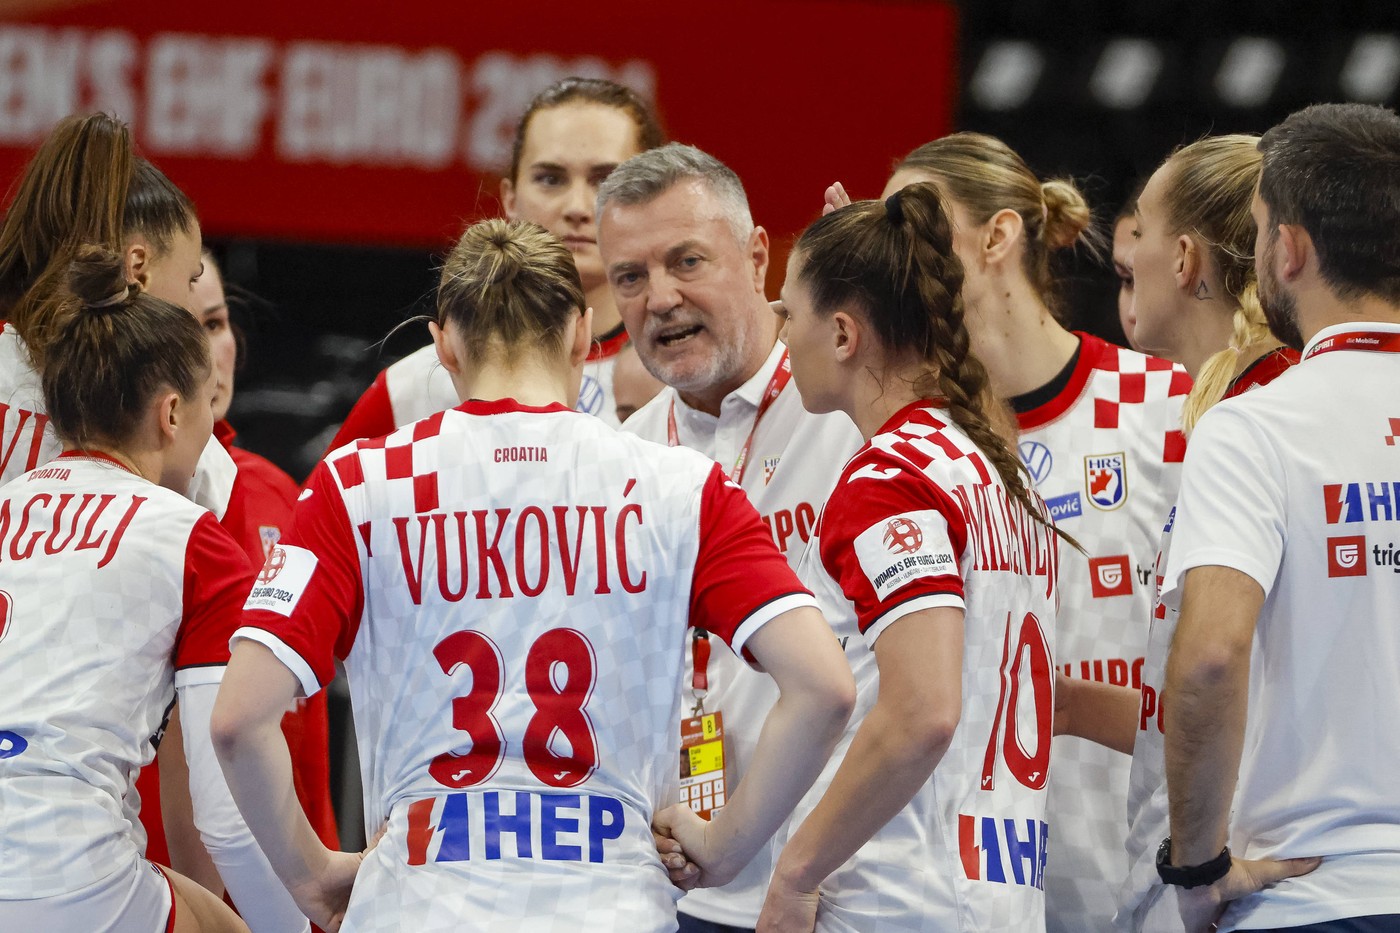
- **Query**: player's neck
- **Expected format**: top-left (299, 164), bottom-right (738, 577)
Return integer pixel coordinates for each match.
top-left (964, 282), bottom-right (1080, 398)
top-left (461, 355), bottom-right (573, 409)
top-left (586, 280), bottom-right (623, 339)
top-left (845, 364), bottom-right (925, 442)
top-left (1175, 296), bottom-right (1238, 379)
top-left (62, 442), bottom-right (154, 483)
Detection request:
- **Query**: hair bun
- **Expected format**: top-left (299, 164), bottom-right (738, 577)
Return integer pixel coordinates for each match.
top-left (67, 244), bottom-right (134, 312)
top-left (1040, 179), bottom-right (1091, 250)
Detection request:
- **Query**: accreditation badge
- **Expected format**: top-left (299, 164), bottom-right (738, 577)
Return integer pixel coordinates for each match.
top-left (679, 710), bottom-right (728, 820)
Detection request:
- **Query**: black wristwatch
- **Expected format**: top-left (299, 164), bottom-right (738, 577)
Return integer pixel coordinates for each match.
top-left (1155, 837), bottom-right (1232, 888)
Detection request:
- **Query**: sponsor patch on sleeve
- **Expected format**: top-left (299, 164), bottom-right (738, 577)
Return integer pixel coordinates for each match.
top-left (854, 509), bottom-right (959, 601)
top-left (243, 544), bottom-right (318, 617)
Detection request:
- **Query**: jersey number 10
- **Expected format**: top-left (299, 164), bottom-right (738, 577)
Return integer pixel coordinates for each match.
top-left (980, 612), bottom-right (1053, 791)
top-left (428, 627), bottom-right (599, 790)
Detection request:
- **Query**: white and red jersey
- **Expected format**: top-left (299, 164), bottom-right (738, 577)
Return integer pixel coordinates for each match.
top-left (622, 340), bottom-right (863, 926)
top-left (785, 400), bottom-right (1059, 932)
top-left (1160, 323), bottom-right (1400, 930)
top-left (235, 398), bottom-right (817, 933)
top-left (1119, 347), bottom-right (1299, 933)
top-left (0, 453), bottom-right (254, 898)
top-left (1013, 333), bottom-right (1189, 931)
top-left (0, 322), bottom-right (238, 518)
top-left (326, 327), bottom-right (632, 452)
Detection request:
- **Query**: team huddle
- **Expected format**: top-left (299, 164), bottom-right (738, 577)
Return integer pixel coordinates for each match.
top-left (0, 78), bottom-right (1397, 933)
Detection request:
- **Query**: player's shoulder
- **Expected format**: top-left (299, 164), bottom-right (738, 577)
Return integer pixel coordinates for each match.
top-left (1081, 334), bottom-right (1191, 400)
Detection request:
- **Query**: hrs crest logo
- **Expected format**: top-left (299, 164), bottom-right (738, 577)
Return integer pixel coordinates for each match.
top-left (1327, 536), bottom-right (1368, 577)
top-left (1084, 452), bottom-right (1127, 511)
top-left (883, 517), bottom-right (924, 555)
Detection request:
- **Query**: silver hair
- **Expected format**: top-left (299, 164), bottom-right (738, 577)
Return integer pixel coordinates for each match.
top-left (596, 142), bottom-right (754, 244)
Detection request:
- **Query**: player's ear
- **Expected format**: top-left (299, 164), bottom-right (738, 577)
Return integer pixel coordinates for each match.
top-left (431, 320), bottom-right (462, 377)
top-left (831, 308), bottom-right (860, 364)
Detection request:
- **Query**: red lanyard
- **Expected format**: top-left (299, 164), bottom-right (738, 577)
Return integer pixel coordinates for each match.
top-left (666, 348), bottom-right (791, 487)
top-left (1303, 330), bottom-right (1400, 361)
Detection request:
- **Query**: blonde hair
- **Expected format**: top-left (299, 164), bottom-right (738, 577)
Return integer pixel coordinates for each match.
top-left (895, 132), bottom-right (1097, 323)
top-left (436, 219), bottom-right (585, 364)
top-left (1155, 135), bottom-right (1271, 434)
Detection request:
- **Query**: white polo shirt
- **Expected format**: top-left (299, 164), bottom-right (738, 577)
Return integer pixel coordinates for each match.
top-left (1162, 321), bottom-right (1400, 930)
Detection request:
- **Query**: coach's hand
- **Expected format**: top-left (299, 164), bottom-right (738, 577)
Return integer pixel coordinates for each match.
top-left (653, 826), bottom-right (701, 891)
top-left (652, 803), bottom-right (745, 888)
top-left (1175, 855), bottom-right (1321, 933)
top-left (822, 182), bottom-right (851, 216)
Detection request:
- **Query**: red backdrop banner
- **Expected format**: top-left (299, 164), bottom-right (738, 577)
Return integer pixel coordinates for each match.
top-left (0, 1), bottom-right (957, 254)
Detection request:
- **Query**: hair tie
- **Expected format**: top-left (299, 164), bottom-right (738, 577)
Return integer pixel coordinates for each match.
top-left (88, 285), bottom-right (130, 309)
top-left (885, 191), bottom-right (905, 225)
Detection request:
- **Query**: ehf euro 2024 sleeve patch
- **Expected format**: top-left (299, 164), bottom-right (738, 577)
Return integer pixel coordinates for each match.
top-left (244, 544), bottom-right (318, 617)
top-left (854, 510), bottom-right (958, 602)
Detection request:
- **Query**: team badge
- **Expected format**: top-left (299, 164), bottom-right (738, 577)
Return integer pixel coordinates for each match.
top-left (763, 456), bottom-right (782, 485)
top-left (1019, 441), bottom-right (1053, 485)
top-left (883, 517), bottom-right (924, 555)
top-left (1084, 452), bottom-right (1127, 511)
top-left (259, 525), bottom-right (282, 560)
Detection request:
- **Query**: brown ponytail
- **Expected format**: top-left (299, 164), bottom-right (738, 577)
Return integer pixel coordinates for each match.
top-left (43, 245), bottom-right (209, 450)
top-left (437, 218), bottom-right (586, 363)
top-left (0, 112), bottom-right (197, 371)
top-left (795, 183), bottom-right (1060, 539)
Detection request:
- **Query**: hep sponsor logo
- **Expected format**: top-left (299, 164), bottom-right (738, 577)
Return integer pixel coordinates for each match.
top-left (404, 791), bottom-right (626, 866)
top-left (883, 517), bottom-right (924, 555)
top-left (1084, 452), bottom-right (1127, 511)
top-left (1385, 417), bottom-right (1400, 447)
top-left (258, 546), bottom-right (287, 584)
top-left (958, 813), bottom-right (1048, 889)
top-left (1045, 492), bottom-right (1082, 522)
top-left (1323, 482), bottom-right (1400, 524)
top-left (1088, 554), bottom-right (1133, 598)
top-left (1018, 441), bottom-right (1053, 485)
top-left (1327, 536), bottom-right (1367, 578)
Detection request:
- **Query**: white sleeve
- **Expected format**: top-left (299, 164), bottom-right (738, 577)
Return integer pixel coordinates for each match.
top-left (178, 679), bottom-right (312, 933)
top-left (1160, 404), bottom-right (1286, 610)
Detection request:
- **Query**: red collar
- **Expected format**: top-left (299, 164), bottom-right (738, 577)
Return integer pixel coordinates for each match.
top-left (586, 323), bottom-right (630, 362)
top-left (213, 419), bottom-right (237, 450)
top-left (56, 449), bottom-right (139, 475)
top-left (455, 398), bottom-right (574, 416)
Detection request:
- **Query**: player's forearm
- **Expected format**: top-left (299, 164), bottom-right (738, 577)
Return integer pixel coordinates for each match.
top-left (1164, 569), bottom-right (1257, 866)
top-left (1055, 673), bottom-right (1139, 755)
top-left (707, 668), bottom-right (853, 877)
top-left (774, 689), bottom-right (954, 893)
top-left (157, 707), bottom-right (226, 895)
top-left (183, 681), bottom-right (311, 933)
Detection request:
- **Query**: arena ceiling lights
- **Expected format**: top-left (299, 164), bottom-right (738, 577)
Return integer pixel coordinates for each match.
top-left (967, 33), bottom-right (1400, 113)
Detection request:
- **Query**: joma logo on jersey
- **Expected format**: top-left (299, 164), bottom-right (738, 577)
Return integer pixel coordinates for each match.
top-left (1327, 536), bottom-right (1367, 578)
top-left (1018, 441), bottom-right (1053, 485)
top-left (1323, 482), bottom-right (1400, 524)
top-left (1084, 453), bottom-right (1127, 510)
top-left (958, 813), bottom-right (1048, 890)
top-left (404, 791), bottom-right (625, 866)
top-left (1087, 555), bottom-right (1133, 598)
top-left (883, 517), bottom-right (923, 555)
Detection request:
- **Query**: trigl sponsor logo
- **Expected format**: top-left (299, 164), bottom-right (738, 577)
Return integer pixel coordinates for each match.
top-left (1084, 452), bottom-right (1127, 510)
top-left (1088, 554), bottom-right (1133, 598)
top-left (1327, 535), bottom-right (1367, 578)
top-left (404, 791), bottom-right (626, 866)
top-left (882, 516), bottom-right (924, 555)
top-left (958, 813), bottom-right (1048, 889)
top-left (1323, 482), bottom-right (1400, 524)
top-left (1045, 492), bottom-right (1081, 522)
top-left (1018, 441), bottom-right (1053, 485)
